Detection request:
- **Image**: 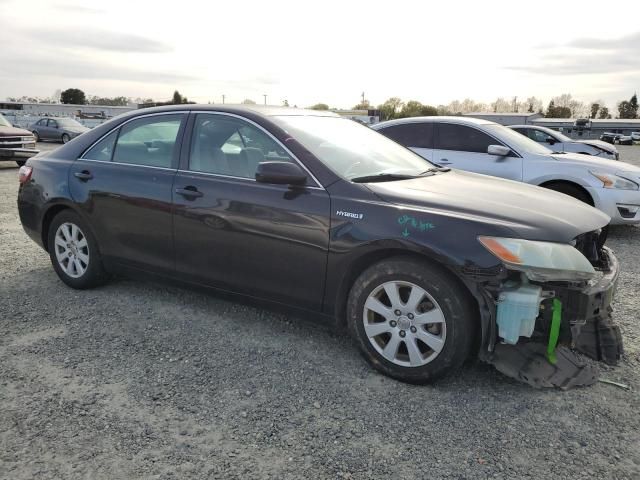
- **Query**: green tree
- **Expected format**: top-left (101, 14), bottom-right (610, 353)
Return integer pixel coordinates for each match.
top-left (309, 103), bottom-right (329, 110)
top-left (618, 94), bottom-right (638, 119)
top-left (398, 100), bottom-right (438, 118)
top-left (282, 99), bottom-right (290, 107)
top-left (353, 100), bottom-right (370, 110)
top-left (378, 97), bottom-right (404, 120)
top-left (598, 106), bottom-right (611, 119)
top-left (241, 99), bottom-right (256, 105)
top-left (590, 103), bottom-right (600, 119)
top-left (60, 88), bottom-right (86, 105)
top-left (545, 100), bottom-right (571, 118)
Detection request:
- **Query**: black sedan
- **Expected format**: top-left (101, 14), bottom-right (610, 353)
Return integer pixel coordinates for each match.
top-left (17, 105), bottom-right (622, 385)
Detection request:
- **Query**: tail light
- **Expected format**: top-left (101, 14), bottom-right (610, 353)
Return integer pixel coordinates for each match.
top-left (18, 165), bottom-right (33, 185)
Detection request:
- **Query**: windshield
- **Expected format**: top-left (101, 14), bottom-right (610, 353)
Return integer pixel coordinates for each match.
top-left (485, 124), bottom-right (552, 155)
top-left (0, 114), bottom-right (11, 128)
top-left (57, 118), bottom-right (84, 128)
top-left (538, 125), bottom-right (571, 142)
top-left (271, 116), bottom-right (433, 180)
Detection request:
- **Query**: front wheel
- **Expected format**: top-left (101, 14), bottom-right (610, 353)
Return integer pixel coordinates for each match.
top-left (15, 160), bottom-right (26, 167)
top-left (48, 210), bottom-right (109, 289)
top-left (32, 131), bottom-right (40, 142)
top-left (61, 133), bottom-right (71, 144)
top-left (347, 257), bottom-right (476, 384)
top-left (544, 182), bottom-right (593, 205)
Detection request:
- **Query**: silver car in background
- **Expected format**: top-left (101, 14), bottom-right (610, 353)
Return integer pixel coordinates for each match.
top-left (509, 124), bottom-right (619, 160)
top-left (30, 117), bottom-right (90, 144)
top-left (373, 116), bottom-right (640, 224)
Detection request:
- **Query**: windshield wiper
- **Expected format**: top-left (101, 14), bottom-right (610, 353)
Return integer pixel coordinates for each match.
top-left (351, 173), bottom-right (421, 183)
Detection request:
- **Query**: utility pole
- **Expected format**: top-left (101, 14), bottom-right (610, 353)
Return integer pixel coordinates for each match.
top-left (222, 94), bottom-right (225, 104)
top-left (263, 94), bottom-right (267, 105)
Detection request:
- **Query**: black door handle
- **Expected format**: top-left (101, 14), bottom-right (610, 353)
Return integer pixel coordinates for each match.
top-left (175, 187), bottom-right (203, 198)
top-left (74, 170), bottom-right (93, 181)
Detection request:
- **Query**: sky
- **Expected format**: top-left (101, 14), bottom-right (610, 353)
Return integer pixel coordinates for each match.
top-left (0, 0), bottom-right (638, 109)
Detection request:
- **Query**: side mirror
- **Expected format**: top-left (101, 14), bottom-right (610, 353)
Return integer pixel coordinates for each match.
top-left (487, 145), bottom-right (511, 157)
top-left (545, 137), bottom-right (556, 145)
top-left (255, 161), bottom-right (307, 186)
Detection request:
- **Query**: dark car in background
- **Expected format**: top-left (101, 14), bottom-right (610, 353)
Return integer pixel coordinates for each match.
top-left (16, 105), bottom-right (622, 386)
top-left (0, 113), bottom-right (38, 166)
top-left (30, 117), bottom-right (90, 144)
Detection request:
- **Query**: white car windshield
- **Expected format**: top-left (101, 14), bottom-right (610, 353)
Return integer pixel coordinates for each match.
top-left (0, 114), bottom-right (12, 128)
top-left (485, 124), bottom-right (553, 155)
top-left (272, 115), bottom-right (435, 180)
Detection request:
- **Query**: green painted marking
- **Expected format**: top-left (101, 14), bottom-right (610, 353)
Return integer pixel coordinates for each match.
top-left (397, 214), bottom-right (435, 238)
top-left (547, 298), bottom-right (562, 365)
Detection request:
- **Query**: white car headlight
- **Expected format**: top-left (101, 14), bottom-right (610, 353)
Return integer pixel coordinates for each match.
top-left (479, 236), bottom-right (596, 281)
top-left (590, 171), bottom-right (639, 190)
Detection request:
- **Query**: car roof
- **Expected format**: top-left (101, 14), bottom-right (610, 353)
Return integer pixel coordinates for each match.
top-left (117, 104), bottom-right (339, 119)
top-left (372, 116), bottom-right (496, 129)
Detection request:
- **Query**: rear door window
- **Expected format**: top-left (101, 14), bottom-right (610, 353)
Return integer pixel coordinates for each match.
top-left (435, 124), bottom-right (500, 153)
top-left (379, 123), bottom-right (434, 148)
top-left (112, 114), bottom-right (184, 168)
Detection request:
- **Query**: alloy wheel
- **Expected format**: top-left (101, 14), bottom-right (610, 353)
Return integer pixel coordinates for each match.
top-left (363, 281), bottom-right (446, 367)
top-left (54, 222), bottom-right (89, 278)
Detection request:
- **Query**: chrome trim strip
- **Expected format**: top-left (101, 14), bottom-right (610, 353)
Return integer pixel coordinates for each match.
top-left (76, 157), bottom-right (177, 172)
top-left (176, 169), bottom-right (324, 190)
top-left (190, 111), bottom-right (324, 189)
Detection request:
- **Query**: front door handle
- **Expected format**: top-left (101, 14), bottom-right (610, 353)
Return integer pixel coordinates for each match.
top-left (74, 170), bottom-right (93, 181)
top-left (175, 187), bottom-right (203, 199)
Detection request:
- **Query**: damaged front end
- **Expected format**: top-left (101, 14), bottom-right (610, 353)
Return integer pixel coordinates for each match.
top-left (472, 229), bottom-right (622, 389)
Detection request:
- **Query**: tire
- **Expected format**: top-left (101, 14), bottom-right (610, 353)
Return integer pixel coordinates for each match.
top-left (544, 182), bottom-right (592, 205)
top-left (15, 160), bottom-right (26, 167)
top-left (32, 131), bottom-right (39, 142)
top-left (47, 210), bottom-right (109, 289)
top-left (61, 133), bottom-right (71, 144)
top-left (347, 257), bottom-right (476, 384)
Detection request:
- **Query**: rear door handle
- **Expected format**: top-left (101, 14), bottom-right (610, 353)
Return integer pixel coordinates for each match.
top-left (74, 170), bottom-right (93, 181)
top-left (438, 159), bottom-right (452, 164)
top-left (175, 187), bottom-right (203, 198)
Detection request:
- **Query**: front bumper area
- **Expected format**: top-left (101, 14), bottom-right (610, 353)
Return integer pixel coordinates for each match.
top-left (588, 186), bottom-right (640, 224)
top-left (483, 247), bottom-right (622, 388)
top-left (559, 247), bottom-right (622, 364)
top-left (0, 147), bottom-right (39, 159)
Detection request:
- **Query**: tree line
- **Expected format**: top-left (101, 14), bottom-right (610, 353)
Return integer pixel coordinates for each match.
top-left (307, 93), bottom-right (639, 121)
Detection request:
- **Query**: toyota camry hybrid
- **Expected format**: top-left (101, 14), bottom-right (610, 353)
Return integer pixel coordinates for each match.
top-left (17, 105), bottom-right (622, 386)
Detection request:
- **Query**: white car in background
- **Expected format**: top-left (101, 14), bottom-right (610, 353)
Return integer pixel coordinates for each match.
top-left (372, 116), bottom-right (640, 225)
top-left (509, 124), bottom-right (619, 160)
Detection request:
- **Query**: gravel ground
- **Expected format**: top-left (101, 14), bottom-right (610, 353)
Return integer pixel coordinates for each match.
top-left (1, 145), bottom-right (639, 479)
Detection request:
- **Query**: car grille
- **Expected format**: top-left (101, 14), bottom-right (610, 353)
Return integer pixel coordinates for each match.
top-left (573, 228), bottom-right (608, 266)
top-left (0, 136), bottom-right (35, 147)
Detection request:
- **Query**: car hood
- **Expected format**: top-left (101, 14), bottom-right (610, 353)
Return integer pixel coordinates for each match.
top-left (550, 152), bottom-right (640, 174)
top-left (365, 169), bottom-right (610, 243)
top-left (0, 126), bottom-right (32, 137)
top-left (575, 139), bottom-right (618, 153)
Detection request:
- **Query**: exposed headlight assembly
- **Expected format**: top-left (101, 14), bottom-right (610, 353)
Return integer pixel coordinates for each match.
top-left (590, 171), bottom-right (639, 190)
top-left (479, 236), bottom-right (596, 281)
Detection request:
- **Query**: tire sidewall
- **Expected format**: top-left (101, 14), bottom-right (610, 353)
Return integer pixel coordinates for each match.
top-left (61, 134), bottom-right (70, 144)
top-left (347, 258), bottom-right (475, 384)
top-left (47, 210), bottom-right (106, 289)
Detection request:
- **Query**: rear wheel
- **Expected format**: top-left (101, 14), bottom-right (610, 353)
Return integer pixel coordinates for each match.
top-left (61, 133), bottom-right (71, 144)
top-left (347, 257), bottom-right (476, 384)
top-left (15, 160), bottom-right (25, 167)
top-left (47, 210), bottom-right (109, 289)
top-left (544, 182), bottom-right (593, 205)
